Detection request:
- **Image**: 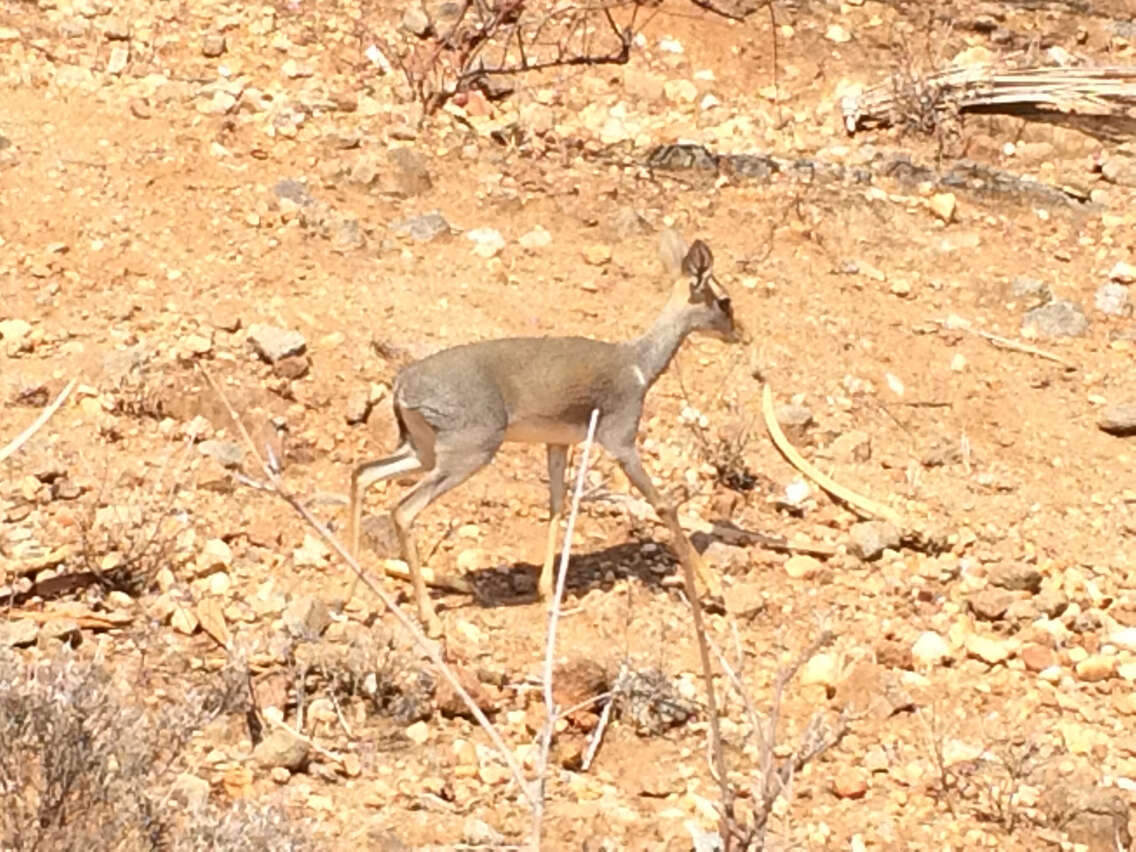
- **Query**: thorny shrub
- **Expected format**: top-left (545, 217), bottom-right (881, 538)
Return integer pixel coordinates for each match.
top-left (0, 649), bottom-right (317, 851)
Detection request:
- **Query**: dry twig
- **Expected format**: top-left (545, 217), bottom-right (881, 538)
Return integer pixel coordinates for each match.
top-left (0, 378), bottom-right (77, 464)
top-left (761, 384), bottom-right (903, 525)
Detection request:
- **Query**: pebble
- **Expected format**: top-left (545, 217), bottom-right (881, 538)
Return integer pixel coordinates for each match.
top-left (247, 323), bottom-right (306, 363)
top-left (847, 521), bottom-right (900, 561)
top-left (253, 728), bottom-right (310, 770)
top-left (1098, 402), bottom-right (1136, 436)
top-left (1109, 260), bottom-right (1136, 284)
top-left (911, 631), bottom-right (952, 668)
top-left (283, 594), bottom-right (331, 638)
top-left (1095, 282), bottom-right (1131, 316)
top-left (928, 192), bottom-right (956, 223)
top-left (405, 721), bottom-right (430, 745)
top-left (582, 244), bottom-right (612, 266)
top-left (965, 633), bottom-right (1012, 665)
top-left (1023, 299), bottom-right (1088, 338)
top-left (831, 766), bottom-right (867, 798)
top-left (967, 588), bottom-right (1016, 621)
top-left (197, 439), bottom-right (244, 468)
top-left (518, 226), bottom-right (552, 250)
top-left (201, 32), bottom-right (226, 57)
top-left (0, 619), bottom-right (38, 647)
top-left (1019, 643), bottom-right (1057, 672)
top-left (465, 227), bottom-right (505, 258)
top-left (391, 211), bottom-right (451, 242)
top-left (987, 562), bottom-right (1042, 593)
top-left (1075, 654), bottom-right (1116, 682)
top-left (784, 554), bottom-right (820, 579)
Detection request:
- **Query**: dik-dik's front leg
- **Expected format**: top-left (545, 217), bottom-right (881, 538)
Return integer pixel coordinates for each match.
top-left (538, 444), bottom-right (569, 601)
top-left (610, 446), bottom-right (723, 601)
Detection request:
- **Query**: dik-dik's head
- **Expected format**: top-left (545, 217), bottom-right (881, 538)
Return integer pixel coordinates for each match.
top-left (659, 229), bottom-right (738, 343)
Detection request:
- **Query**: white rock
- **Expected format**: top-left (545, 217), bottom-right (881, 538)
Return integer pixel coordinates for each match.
top-left (465, 227), bottom-right (505, 258)
top-left (1109, 260), bottom-right (1136, 284)
top-left (518, 226), bottom-right (552, 250)
top-left (912, 631), bottom-right (952, 667)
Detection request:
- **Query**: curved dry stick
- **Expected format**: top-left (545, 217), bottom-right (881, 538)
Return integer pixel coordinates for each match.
top-left (761, 384), bottom-right (903, 526)
top-left (0, 379), bottom-right (78, 464)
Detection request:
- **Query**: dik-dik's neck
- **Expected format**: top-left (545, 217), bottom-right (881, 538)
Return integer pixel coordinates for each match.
top-left (630, 300), bottom-right (697, 389)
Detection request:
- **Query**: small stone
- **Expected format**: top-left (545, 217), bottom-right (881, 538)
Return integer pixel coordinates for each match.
top-left (129, 98), bottom-right (151, 119)
top-left (0, 619), bottom-right (38, 647)
top-left (663, 78), bottom-right (698, 103)
top-left (39, 618), bottom-right (81, 646)
top-left (199, 538), bottom-right (232, 572)
top-left (987, 562), bottom-right (1042, 593)
top-left (1010, 276), bottom-right (1052, 306)
top-left (1099, 402), bottom-right (1136, 436)
top-left (928, 192), bottom-right (956, 223)
top-left (0, 318), bottom-right (32, 350)
top-left (1075, 654), bottom-right (1116, 682)
top-left (723, 581), bottom-right (765, 617)
top-left (518, 226), bottom-right (552, 250)
top-left (1095, 282), bottom-right (1131, 316)
top-left (965, 633), bottom-right (1012, 665)
top-left (107, 44), bottom-right (129, 75)
top-left (1108, 627), bottom-right (1136, 652)
top-left (831, 766), bottom-right (867, 798)
top-left (183, 333), bottom-right (212, 355)
top-left (400, 5), bottom-right (431, 36)
top-left (799, 653), bottom-right (841, 692)
top-left (391, 211), bottom-right (451, 242)
top-left (272, 354), bottom-right (310, 380)
top-left (281, 58), bottom-right (313, 79)
top-left (405, 721), bottom-right (430, 745)
top-left (465, 227), bottom-right (505, 259)
top-left (253, 728), bottom-right (310, 770)
top-left (1034, 587), bottom-right (1068, 618)
top-left (1023, 299), bottom-right (1088, 338)
top-left (784, 554), bottom-right (820, 579)
top-left (1019, 643), bottom-right (1057, 672)
top-left (198, 440), bottom-right (244, 468)
top-left (1109, 260), bottom-right (1136, 284)
top-left (170, 606), bottom-right (199, 635)
top-left (103, 17), bottom-right (130, 39)
top-left (247, 324), bottom-right (306, 363)
top-left (848, 521), bottom-right (900, 561)
top-left (270, 766), bottom-right (291, 784)
top-left (967, 588), bottom-right (1016, 621)
top-left (0, 27), bottom-right (20, 41)
top-left (283, 594), bottom-right (331, 638)
top-left (911, 631), bottom-right (952, 668)
top-left (201, 32), bottom-right (226, 57)
top-left (824, 23), bottom-right (851, 44)
top-left (345, 389), bottom-right (376, 425)
top-left (582, 244), bottom-right (612, 266)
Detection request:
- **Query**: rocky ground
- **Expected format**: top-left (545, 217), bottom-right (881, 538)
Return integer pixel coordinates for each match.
top-left (2, 0), bottom-right (1136, 849)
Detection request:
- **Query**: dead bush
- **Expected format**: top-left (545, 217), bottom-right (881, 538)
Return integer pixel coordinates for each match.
top-left (0, 649), bottom-right (317, 851)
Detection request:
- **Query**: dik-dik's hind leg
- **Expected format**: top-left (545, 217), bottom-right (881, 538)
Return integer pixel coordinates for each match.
top-left (346, 444), bottom-right (424, 602)
top-left (390, 435), bottom-right (501, 637)
top-left (538, 444), bottom-right (569, 601)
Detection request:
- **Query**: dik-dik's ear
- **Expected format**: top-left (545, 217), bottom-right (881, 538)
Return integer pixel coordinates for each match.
top-left (683, 240), bottom-right (714, 293)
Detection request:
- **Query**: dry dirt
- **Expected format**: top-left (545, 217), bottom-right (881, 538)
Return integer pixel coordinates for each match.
top-left (2, 0), bottom-right (1136, 849)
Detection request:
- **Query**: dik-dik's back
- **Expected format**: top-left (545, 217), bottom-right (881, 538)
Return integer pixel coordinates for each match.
top-left (394, 336), bottom-right (639, 444)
